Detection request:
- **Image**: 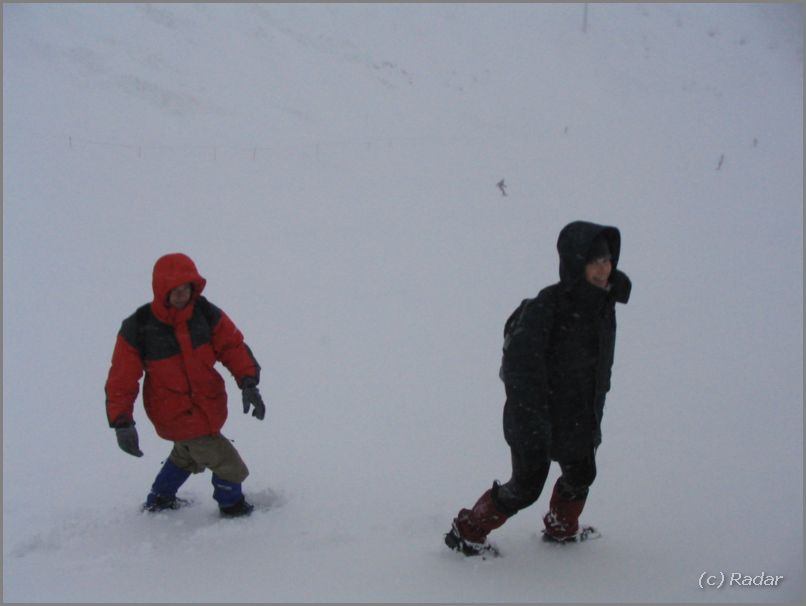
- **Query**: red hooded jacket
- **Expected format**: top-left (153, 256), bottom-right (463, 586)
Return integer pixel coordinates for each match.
top-left (105, 253), bottom-right (260, 441)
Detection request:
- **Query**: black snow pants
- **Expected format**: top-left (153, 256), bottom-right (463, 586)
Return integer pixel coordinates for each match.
top-left (494, 447), bottom-right (597, 515)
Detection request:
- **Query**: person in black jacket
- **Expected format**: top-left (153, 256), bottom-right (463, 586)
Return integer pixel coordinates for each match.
top-left (445, 220), bottom-right (632, 555)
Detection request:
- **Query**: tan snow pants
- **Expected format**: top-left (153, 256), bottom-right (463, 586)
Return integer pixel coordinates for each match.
top-left (167, 434), bottom-right (249, 483)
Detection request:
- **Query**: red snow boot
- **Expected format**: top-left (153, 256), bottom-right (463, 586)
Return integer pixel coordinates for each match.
top-left (445, 486), bottom-right (509, 556)
top-left (542, 480), bottom-right (587, 542)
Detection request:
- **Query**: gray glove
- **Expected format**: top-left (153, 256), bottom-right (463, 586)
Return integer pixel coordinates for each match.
top-left (115, 425), bottom-right (144, 457)
top-left (241, 378), bottom-right (266, 420)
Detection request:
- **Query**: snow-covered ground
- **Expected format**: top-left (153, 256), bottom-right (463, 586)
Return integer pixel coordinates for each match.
top-left (3, 3), bottom-right (802, 603)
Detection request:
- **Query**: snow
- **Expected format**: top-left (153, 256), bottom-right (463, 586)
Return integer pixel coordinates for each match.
top-left (2, 3), bottom-right (803, 603)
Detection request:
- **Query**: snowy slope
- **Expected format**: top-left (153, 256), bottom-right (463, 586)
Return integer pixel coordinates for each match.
top-left (3, 3), bottom-right (803, 603)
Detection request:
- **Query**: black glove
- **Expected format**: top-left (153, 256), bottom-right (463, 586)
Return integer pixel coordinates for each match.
top-left (241, 378), bottom-right (266, 420)
top-left (115, 425), bottom-right (144, 457)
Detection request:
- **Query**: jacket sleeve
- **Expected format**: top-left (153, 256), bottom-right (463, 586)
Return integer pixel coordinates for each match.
top-left (105, 330), bottom-right (144, 427)
top-left (211, 310), bottom-right (261, 387)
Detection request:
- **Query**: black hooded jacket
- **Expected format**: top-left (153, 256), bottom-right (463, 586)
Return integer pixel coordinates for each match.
top-left (500, 221), bottom-right (631, 460)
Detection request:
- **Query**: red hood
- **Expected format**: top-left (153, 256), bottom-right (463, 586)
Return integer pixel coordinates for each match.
top-left (150, 253), bottom-right (207, 323)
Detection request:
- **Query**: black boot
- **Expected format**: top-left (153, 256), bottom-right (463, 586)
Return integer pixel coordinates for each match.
top-left (142, 494), bottom-right (191, 512)
top-left (220, 496), bottom-right (254, 518)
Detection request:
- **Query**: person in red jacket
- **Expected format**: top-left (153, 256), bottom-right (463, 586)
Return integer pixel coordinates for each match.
top-left (105, 253), bottom-right (266, 517)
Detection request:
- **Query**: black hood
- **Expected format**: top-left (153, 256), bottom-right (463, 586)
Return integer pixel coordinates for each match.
top-left (556, 221), bottom-right (621, 288)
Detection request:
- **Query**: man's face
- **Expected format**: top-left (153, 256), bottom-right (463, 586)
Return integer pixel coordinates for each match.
top-left (585, 257), bottom-right (612, 290)
top-left (168, 283), bottom-right (193, 309)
